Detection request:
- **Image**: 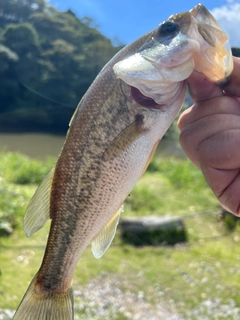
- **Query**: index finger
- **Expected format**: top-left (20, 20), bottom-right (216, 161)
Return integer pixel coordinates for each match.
top-left (186, 71), bottom-right (224, 103)
top-left (224, 57), bottom-right (240, 97)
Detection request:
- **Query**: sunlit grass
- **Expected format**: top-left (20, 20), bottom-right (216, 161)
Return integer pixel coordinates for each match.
top-left (1, 152), bottom-right (240, 319)
top-left (0, 152), bottom-right (54, 185)
top-left (0, 152), bottom-right (54, 230)
top-left (126, 157), bottom-right (219, 217)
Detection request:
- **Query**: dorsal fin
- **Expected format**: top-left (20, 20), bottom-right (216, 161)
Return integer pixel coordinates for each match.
top-left (23, 167), bottom-right (54, 237)
top-left (91, 205), bottom-right (124, 258)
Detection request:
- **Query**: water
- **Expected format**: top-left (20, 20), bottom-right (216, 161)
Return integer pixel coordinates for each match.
top-left (0, 133), bottom-right (65, 159)
top-left (0, 133), bottom-right (186, 159)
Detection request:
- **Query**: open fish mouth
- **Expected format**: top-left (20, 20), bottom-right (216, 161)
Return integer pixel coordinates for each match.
top-left (113, 4), bottom-right (233, 106)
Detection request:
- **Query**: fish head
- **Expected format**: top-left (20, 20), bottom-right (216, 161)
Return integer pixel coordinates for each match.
top-left (113, 4), bottom-right (232, 108)
top-left (172, 3), bottom-right (233, 85)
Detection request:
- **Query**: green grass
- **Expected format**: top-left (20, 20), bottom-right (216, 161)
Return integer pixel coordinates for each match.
top-left (126, 157), bottom-right (218, 217)
top-left (0, 152), bottom-right (54, 185)
top-left (0, 152), bottom-right (55, 230)
top-left (1, 151), bottom-right (240, 318)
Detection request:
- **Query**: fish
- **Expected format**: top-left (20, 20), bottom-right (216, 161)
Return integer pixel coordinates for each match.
top-left (13, 4), bottom-right (232, 320)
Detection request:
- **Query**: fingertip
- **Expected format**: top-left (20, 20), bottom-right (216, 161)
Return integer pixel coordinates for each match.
top-left (187, 71), bottom-right (223, 102)
top-left (177, 107), bottom-right (192, 131)
top-left (224, 57), bottom-right (240, 97)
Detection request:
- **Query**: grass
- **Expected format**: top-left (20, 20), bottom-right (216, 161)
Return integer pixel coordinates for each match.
top-left (0, 152), bottom-right (54, 185)
top-left (0, 152), bottom-right (54, 230)
top-left (0, 151), bottom-right (240, 318)
top-left (126, 157), bottom-right (218, 217)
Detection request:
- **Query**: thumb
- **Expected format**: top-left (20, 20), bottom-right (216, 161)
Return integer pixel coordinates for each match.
top-left (187, 71), bottom-right (224, 102)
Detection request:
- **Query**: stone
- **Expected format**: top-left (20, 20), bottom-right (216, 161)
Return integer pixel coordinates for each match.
top-left (0, 222), bottom-right (13, 236)
top-left (120, 216), bottom-right (187, 246)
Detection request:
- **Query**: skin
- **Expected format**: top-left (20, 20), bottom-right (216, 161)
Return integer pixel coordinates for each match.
top-left (178, 56), bottom-right (240, 215)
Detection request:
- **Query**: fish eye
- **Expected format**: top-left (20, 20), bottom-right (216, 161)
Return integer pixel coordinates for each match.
top-left (157, 21), bottom-right (179, 36)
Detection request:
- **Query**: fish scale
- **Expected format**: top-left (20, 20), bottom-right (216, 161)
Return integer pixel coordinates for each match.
top-left (13, 4), bottom-right (233, 319)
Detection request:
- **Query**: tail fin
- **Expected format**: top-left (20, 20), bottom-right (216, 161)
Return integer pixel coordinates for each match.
top-left (13, 276), bottom-right (74, 320)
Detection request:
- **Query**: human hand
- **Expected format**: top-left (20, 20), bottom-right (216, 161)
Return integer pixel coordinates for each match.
top-left (178, 57), bottom-right (240, 215)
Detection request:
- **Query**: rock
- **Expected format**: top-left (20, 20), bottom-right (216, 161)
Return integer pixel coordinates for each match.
top-left (219, 208), bottom-right (240, 230)
top-left (0, 222), bottom-right (13, 236)
top-left (0, 309), bottom-right (15, 320)
top-left (120, 216), bottom-right (187, 246)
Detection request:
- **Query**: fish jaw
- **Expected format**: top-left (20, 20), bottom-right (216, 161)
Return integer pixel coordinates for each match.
top-left (169, 4), bottom-right (233, 83)
top-left (113, 33), bottom-right (197, 106)
top-left (187, 4), bottom-right (233, 83)
top-left (113, 4), bottom-right (233, 105)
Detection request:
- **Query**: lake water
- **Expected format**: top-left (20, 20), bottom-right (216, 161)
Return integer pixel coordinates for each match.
top-left (0, 133), bottom-right (65, 159)
top-left (0, 133), bottom-right (186, 160)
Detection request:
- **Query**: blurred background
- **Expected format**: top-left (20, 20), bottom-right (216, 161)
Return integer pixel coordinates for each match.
top-left (1, 1), bottom-right (240, 319)
top-left (0, 0), bottom-right (124, 158)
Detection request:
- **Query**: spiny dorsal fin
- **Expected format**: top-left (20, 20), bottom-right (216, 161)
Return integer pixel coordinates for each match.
top-left (23, 167), bottom-right (54, 237)
top-left (91, 205), bottom-right (124, 258)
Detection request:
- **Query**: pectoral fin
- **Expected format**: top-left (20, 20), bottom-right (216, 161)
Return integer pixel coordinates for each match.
top-left (103, 114), bottom-right (147, 161)
top-left (91, 206), bottom-right (124, 258)
top-left (23, 167), bottom-right (54, 237)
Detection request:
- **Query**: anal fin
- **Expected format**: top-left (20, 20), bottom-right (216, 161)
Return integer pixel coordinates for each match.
top-left (23, 167), bottom-right (54, 237)
top-left (91, 205), bottom-right (124, 258)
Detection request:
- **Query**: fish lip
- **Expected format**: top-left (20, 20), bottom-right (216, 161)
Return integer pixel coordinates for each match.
top-left (114, 2), bottom-right (233, 106)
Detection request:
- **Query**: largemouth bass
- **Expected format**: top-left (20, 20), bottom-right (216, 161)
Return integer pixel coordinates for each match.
top-left (13, 4), bottom-right (232, 319)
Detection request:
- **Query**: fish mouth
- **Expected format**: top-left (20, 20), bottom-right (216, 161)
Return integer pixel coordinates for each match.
top-left (113, 34), bottom-right (198, 106)
top-left (128, 80), bottom-right (186, 111)
top-left (130, 86), bottom-right (159, 108)
top-left (114, 3), bottom-right (233, 100)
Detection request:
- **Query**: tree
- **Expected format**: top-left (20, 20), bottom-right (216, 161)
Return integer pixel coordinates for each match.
top-left (0, 0), bottom-right (122, 133)
top-left (0, 44), bottom-right (19, 112)
top-left (0, 0), bottom-right (46, 26)
top-left (3, 22), bottom-right (40, 56)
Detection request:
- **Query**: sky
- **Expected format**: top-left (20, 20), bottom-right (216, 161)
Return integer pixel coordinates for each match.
top-left (48, 0), bottom-right (240, 47)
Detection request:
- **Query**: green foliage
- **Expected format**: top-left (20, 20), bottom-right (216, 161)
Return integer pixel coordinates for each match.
top-left (0, 44), bottom-right (18, 71)
top-left (162, 118), bottom-right (180, 141)
top-left (224, 214), bottom-right (237, 231)
top-left (3, 23), bottom-right (40, 56)
top-left (0, 0), bottom-right (45, 26)
top-left (220, 209), bottom-right (240, 231)
top-left (0, 45), bottom-right (19, 112)
top-left (0, 152), bottom-right (54, 234)
top-left (147, 156), bottom-right (206, 189)
top-left (125, 156), bottom-right (217, 218)
top-left (0, 0), bottom-right (122, 133)
top-left (0, 152), bottom-right (54, 184)
top-left (0, 151), bottom-right (237, 318)
top-left (0, 186), bottom-right (26, 232)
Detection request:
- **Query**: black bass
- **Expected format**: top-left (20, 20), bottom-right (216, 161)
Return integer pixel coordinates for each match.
top-left (13, 4), bottom-right (232, 319)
